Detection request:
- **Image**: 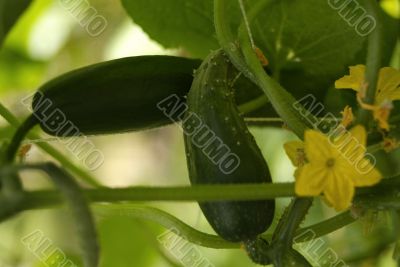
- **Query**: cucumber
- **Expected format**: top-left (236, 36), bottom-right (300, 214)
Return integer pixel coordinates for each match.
top-left (32, 56), bottom-right (201, 136)
top-left (31, 56), bottom-right (269, 137)
top-left (183, 50), bottom-right (275, 243)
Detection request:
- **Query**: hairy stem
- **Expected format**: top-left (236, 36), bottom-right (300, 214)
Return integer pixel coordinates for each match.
top-left (21, 183), bottom-right (296, 210)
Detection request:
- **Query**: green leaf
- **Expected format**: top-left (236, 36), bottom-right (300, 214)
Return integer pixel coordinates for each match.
top-left (251, 0), bottom-right (398, 114)
top-left (0, 0), bottom-right (32, 46)
top-left (121, 0), bottom-right (216, 57)
top-left (253, 0), bottom-right (365, 76)
top-left (121, 0), bottom-right (397, 116)
top-left (121, 0), bottom-right (230, 58)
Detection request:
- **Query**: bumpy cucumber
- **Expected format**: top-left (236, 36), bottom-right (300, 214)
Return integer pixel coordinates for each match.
top-left (32, 56), bottom-right (201, 136)
top-left (183, 50), bottom-right (275, 243)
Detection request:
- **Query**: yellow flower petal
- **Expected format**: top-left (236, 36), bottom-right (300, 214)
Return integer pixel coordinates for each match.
top-left (352, 158), bottom-right (382, 186)
top-left (375, 67), bottom-right (400, 104)
top-left (304, 130), bottom-right (337, 163)
top-left (295, 163), bottom-right (327, 196)
top-left (284, 141), bottom-right (305, 167)
top-left (334, 125), bottom-right (367, 163)
top-left (335, 65), bottom-right (366, 92)
top-left (324, 171), bottom-right (355, 211)
top-left (349, 125), bottom-right (367, 146)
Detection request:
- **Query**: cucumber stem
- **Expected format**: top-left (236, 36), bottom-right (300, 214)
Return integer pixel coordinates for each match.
top-left (243, 237), bottom-right (272, 265)
top-left (1, 115), bottom-right (37, 194)
top-left (0, 102), bottom-right (100, 187)
top-left (273, 198), bottom-right (313, 247)
top-left (5, 114), bottom-right (37, 162)
top-left (269, 198), bottom-right (313, 266)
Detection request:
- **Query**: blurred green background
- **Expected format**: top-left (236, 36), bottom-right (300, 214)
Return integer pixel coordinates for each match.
top-left (0, 0), bottom-right (399, 266)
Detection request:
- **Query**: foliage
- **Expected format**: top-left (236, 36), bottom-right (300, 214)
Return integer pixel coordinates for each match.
top-left (0, 0), bottom-right (400, 266)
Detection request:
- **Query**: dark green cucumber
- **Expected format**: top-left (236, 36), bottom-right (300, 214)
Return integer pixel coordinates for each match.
top-left (31, 56), bottom-right (201, 136)
top-left (183, 50), bottom-right (275, 243)
top-left (31, 56), bottom-right (269, 137)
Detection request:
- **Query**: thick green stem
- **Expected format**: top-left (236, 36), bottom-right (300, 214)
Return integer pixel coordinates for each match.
top-left (273, 198), bottom-right (313, 247)
top-left (18, 178), bottom-right (400, 250)
top-left (20, 194), bottom-right (361, 250)
top-left (16, 175), bottom-right (400, 210)
top-left (356, 0), bottom-right (382, 127)
top-left (3, 168), bottom-right (396, 250)
top-left (20, 183), bottom-right (295, 210)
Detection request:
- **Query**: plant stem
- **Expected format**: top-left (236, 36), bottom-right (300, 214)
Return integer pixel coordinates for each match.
top-left (357, 0), bottom-right (382, 127)
top-left (32, 141), bottom-right (101, 187)
top-left (21, 183), bottom-right (296, 210)
top-left (20, 194), bottom-right (361, 250)
top-left (0, 103), bottom-right (20, 126)
top-left (295, 211), bottom-right (356, 241)
top-left (0, 102), bottom-right (100, 187)
top-left (17, 175), bottom-right (400, 210)
top-left (214, 0), bottom-right (315, 140)
top-left (239, 95), bottom-right (269, 114)
top-left (273, 198), bottom-right (313, 247)
top-left (9, 175), bottom-right (399, 250)
top-left (94, 204), bottom-right (238, 249)
top-left (1, 114), bottom-right (37, 194)
top-left (5, 115), bottom-right (37, 162)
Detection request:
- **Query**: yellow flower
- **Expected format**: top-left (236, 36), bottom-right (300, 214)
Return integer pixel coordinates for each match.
top-left (284, 125), bottom-right (382, 211)
top-left (381, 0), bottom-right (400, 19)
top-left (340, 105), bottom-right (354, 128)
top-left (335, 65), bottom-right (400, 130)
